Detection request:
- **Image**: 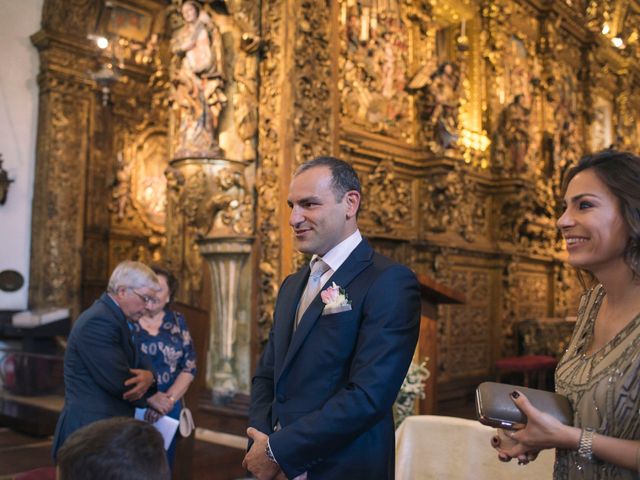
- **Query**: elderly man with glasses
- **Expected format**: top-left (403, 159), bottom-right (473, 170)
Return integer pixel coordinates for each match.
top-left (52, 260), bottom-right (162, 459)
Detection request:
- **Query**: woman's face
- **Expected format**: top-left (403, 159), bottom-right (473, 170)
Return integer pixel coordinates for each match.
top-left (149, 274), bottom-right (170, 316)
top-left (557, 168), bottom-right (629, 274)
top-left (182, 2), bottom-right (198, 23)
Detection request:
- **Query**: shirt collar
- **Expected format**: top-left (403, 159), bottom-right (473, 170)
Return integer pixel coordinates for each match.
top-left (311, 229), bottom-right (362, 273)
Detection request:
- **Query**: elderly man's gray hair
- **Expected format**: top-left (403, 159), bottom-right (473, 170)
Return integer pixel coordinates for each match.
top-left (107, 261), bottom-right (160, 294)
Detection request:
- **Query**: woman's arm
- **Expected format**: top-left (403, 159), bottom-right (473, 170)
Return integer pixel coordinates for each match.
top-left (497, 391), bottom-right (640, 472)
top-left (166, 312), bottom-right (197, 405)
top-left (166, 371), bottom-right (195, 403)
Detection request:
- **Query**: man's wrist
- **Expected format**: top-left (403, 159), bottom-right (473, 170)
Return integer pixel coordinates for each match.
top-left (265, 439), bottom-right (279, 465)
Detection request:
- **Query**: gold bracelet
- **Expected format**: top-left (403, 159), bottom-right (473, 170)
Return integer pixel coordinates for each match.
top-left (168, 395), bottom-right (176, 403)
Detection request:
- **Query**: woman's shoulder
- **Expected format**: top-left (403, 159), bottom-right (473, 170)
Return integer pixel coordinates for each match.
top-left (577, 284), bottom-right (604, 315)
top-left (166, 309), bottom-right (190, 329)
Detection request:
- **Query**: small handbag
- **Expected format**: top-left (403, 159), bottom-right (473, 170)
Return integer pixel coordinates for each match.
top-left (475, 381), bottom-right (573, 430)
top-left (179, 403), bottom-right (195, 437)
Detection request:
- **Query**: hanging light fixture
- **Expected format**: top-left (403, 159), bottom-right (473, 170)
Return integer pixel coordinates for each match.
top-left (87, 34), bottom-right (120, 106)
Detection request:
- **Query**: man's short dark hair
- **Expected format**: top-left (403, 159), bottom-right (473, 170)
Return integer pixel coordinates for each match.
top-left (295, 156), bottom-right (361, 202)
top-left (56, 417), bottom-right (170, 480)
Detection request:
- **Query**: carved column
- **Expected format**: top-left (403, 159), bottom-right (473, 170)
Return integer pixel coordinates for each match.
top-left (29, 4), bottom-right (98, 316)
top-left (199, 237), bottom-right (252, 403)
top-left (168, 155), bottom-right (254, 403)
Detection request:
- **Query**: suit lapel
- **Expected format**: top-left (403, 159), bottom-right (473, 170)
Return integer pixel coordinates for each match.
top-left (274, 266), bottom-right (309, 381)
top-left (279, 240), bottom-right (374, 379)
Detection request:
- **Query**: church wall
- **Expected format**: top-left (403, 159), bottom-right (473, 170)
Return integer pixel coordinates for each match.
top-left (0, 0), bottom-right (42, 310)
top-left (20, 0), bottom-right (640, 406)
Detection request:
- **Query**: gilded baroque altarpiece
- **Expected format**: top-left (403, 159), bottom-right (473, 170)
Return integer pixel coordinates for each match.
top-left (28, 0), bottom-right (640, 402)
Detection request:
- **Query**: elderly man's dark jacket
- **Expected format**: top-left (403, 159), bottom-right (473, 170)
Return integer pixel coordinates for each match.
top-left (52, 293), bottom-right (155, 458)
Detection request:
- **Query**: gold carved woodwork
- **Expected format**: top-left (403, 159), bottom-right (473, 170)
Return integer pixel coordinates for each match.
top-left (496, 178), bottom-right (557, 255)
top-left (42, 0), bottom-right (98, 35)
top-left (293, 1), bottom-right (333, 164)
top-left (255, 0), bottom-right (286, 343)
top-left (360, 159), bottom-right (412, 234)
top-left (435, 256), bottom-right (496, 382)
top-left (29, 90), bottom-right (91, 316)
top-left (421, 162), bottom-right (486, 243)
top-left (113, 128), bottom-right (169, 234)
top-left (339, 0), bottom-right (412, 139)
top-left (170, 158), bottom-right (253, 238)
top-left (28, 0), bottom-right (640, 406)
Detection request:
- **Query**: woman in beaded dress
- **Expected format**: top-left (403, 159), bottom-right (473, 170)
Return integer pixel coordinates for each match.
top-left (133, 266), bottom-right (197, 469)
top-left (493, 150), bottom-right (640, 479)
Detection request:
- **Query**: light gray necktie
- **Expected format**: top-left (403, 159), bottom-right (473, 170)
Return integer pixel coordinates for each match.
top-left (295, 258), bottom-right (330, 328)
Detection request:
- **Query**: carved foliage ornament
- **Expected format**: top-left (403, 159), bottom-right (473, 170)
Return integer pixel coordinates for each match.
top-left (256, 0), bottom-right (285, 342)
top-left (422, 164), bottom-right (486, 242)
top-left (498, 181), bottom-right (556, 253)
top-left (360, 159), bottom-right (411, 233)
top-left (170, 160), bottom-right (253, 238)
top-left (293, 1), bottom-right (333, 164)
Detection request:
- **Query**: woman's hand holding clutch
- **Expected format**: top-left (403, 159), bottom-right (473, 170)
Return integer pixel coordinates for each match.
top-left (490, 389), bottom-right (581, 463)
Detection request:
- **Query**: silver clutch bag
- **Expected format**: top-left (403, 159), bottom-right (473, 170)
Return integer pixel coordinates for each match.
top-left (475, 381), bottom-right (573, 430)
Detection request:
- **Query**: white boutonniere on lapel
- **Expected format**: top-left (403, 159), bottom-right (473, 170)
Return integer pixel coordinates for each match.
top-left (320, 282), bottom-right (352, 315)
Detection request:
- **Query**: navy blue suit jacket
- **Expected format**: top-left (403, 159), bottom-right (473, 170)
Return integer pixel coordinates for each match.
top-left (249, 239), bottom-right (421, 479)
top-left (52, 293), bottom-right (155, 458)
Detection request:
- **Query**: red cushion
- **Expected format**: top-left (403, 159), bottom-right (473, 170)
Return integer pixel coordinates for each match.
top-left (13, 467), bottom-right (57, 480)
top-left (495, 355), bottom-right (558, 372)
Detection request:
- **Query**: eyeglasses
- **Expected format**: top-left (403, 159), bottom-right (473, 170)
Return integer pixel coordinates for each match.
top-left (129, 289), bottom-right (157, 306)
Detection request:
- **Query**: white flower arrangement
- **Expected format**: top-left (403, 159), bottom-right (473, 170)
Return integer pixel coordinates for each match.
top-left (394, 357), bottom-right (430, 428)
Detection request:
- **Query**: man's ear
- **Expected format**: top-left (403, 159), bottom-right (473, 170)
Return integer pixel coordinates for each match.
top-left (344, 191), bottom-right (361, 219)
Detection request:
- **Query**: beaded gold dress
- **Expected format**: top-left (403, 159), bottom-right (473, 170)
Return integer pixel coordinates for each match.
top-left (554, 284), bottom-right (640, 479)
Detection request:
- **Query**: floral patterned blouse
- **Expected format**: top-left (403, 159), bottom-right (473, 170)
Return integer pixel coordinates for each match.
top-left (132, 309), bottom-right (197, 391)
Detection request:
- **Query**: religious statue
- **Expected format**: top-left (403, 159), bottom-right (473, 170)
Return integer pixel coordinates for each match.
top-left (495, 94), bottom-right (531, 174)
top-left (233, 27), bottom-right (260, 161)
top-left (408, 61), bottom-right (461, 152)
top-left (111, 154), bottom-right (132, 220)
top-left (171, 0), bottom-right (227, 158)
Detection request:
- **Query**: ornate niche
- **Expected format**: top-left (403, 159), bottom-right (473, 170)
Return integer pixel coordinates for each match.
top-left (339, 0), bottom-right (413, 139)
top-left (484, 1), bottom-right (542, 177)
top-left (112, 127), bottom-right (169, 251)
top-left (405, 0), bottom-right (482, 159)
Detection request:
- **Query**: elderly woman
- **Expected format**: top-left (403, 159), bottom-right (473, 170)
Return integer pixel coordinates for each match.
top-left (493, 150), bottom-right (640, 479)
top-left (132, 266), bottom-right (197, 468)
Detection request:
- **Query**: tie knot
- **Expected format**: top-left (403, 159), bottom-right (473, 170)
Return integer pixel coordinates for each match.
top-left (310, 258), bottom-right (329, 279)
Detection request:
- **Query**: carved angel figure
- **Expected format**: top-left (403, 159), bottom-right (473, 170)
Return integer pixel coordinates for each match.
top-left (172, 1), bottom-right (227, 158)
top-left (408, 61), bottom-right (461, 152)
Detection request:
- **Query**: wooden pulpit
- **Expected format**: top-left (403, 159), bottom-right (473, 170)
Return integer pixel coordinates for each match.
top-left (415, 273), bottom-right (465, 415)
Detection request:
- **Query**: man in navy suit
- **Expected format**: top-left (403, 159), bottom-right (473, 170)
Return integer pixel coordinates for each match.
top-left (52, 261), bottom-right (162, 458)
top-left (245, 157), bottom-right (421, 479)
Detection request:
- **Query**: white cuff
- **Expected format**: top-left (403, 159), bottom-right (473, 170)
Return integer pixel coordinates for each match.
top-left (266, 438), bottom-right (279, 465)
